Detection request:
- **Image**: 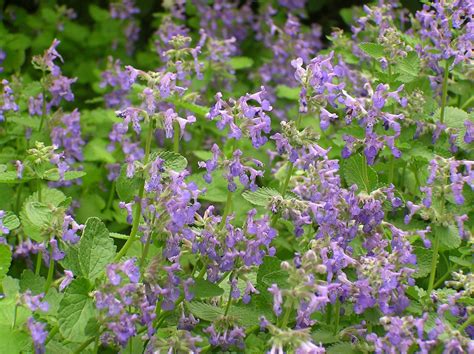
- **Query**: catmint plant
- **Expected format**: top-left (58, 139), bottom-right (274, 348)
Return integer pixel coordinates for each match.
top-left (0, 1), bottom-right (472, 353)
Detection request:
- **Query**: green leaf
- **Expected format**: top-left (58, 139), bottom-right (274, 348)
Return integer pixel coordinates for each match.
top-left (0, 171), bottom-right (30, 184)
top-left (449, 256), bottom-right (472, 268)
top-left (192, 150), bottom-right (213, 161)
top-left (77, 217), bottom-right (116, 280)
top-left (0, 325), bottom-right (31, 353)
top-left (2, 212), bottom-right (20, 231)
top-left (242, 187), bottom-right (281, 207)
top-left (312, 328), bottom-right (339, 344)
top-left (187, 301), bottom-right (265, 327)
top-left (2, 276), bottom-right (20, 299)
top-left (167, 97), bottom-right (209, 118)
top-left (186, 301), bottom-right (223, 322)
top-left (435, 224), bottom-right (461, 250)
top-left (83, 138), bottom-right (116, 163)
top-left (359, 42), bottom-right (385, 59)
top-left (412, 247), bottom-right (432, 279)
top-left (275, 85), bottom-right (300, 100)
top-left (20, 270), bottom-right (45, 294)
top-left (89, 5), bottom-right (110, 22)
top-left (327, 342), bottom-right (359, 354)
top-left (43, 170), bottom-right (87, 181)
top-left (442, 106), bottom-right (469, 130)
top-left (257, 256), bottom-right (287, 288)
top-left (342, 154), bottom-right (378, 192)
top-left (156, 151), bottom-right (188, 171)
top-left (20, 201), bottom-right (53, 242)
top-left (229, 56), bottom-right (254, 70)
top-left (116, 166), bottom-right (143, 202)
top-left (191, 278), bottom-right (224, 299)
top-left (439, 107), bottom-right (473, 150)
top-left (395, 51), bottom-right (420, 83)
top-left (58, 278), bottom-right (95, 343)
top-left (0, 245), bottom-right (12, 281)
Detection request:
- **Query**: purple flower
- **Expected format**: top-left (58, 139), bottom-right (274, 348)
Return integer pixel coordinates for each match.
top-left (59, 270), bottom-right (74, 292)
top-left (22, 291), bottom-right (49, 312)
top-left (27, 318), bottom-right (48, 354)
top-left (268, 284), bottom-right (283, 316)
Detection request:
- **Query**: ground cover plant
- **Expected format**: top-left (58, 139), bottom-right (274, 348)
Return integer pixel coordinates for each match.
top-left (0, 0), bottom-right (473, 353)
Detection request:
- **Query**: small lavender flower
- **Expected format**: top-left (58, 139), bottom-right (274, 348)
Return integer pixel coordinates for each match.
top-left (22, 291), bottom-right (49, 312)
top-left (27, 318), bottom-right (48, 354)
top-left (59, 270), bottom-right (74, 292)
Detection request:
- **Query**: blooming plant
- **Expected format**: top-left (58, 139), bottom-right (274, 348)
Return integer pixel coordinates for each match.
top-left (0, 0), bottom-right (472, 353)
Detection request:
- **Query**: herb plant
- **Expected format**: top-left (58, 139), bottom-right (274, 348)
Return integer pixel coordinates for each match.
top-left (0, 0), bottom-right (472, 353)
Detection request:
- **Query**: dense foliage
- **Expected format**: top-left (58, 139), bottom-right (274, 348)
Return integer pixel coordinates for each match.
top-left (0, 0), bottom-right (473, 353)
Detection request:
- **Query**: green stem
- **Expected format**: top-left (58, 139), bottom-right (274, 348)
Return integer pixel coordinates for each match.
top-left (140, 231), bottom-right (153, 271)
top-left (219, 139), bottom-right (238, 229)
top-left (39, 70), bottom-right (47, 132)
top-left (37, 179), bottom-right (42, 203)
top-left (105, 180), bottom-right (116, 211)
top-left (433, 267), bottom-right (451, 289)
top-left (44, 248), bottom-right (55, 292)
top-left (45, 325), bottom-right (58, 345)
top-left (219, 189), bottom-right (233, 229)
top-left (440, 61), bottom-right (450, 124)
top-left (279, 301), bottom-right (292, 328)
top-left (196, 262), bottom-right (208, 280)
top-left (173, 121), bottom-right (180, 153)
top-left (388, 156), bottom-right (395, 185)
top-left (12, 304), bottom-right (18, 329)
top-left (35, 251), bottom-right (42, 275)
top-left (461, 95), bottom-right (474, 110)
top-left (114, 119), bottom-right (154, 262)
top-left (224, 277), bottom-right (234, 316)
top-left (333, 299), bottom-right (341, 335)
top-left (427, 225), bottom-right (441, 293)
top-left (73, 336), bottom-right (96, 354)
top-left (15, 183), bottom-right (23, 214)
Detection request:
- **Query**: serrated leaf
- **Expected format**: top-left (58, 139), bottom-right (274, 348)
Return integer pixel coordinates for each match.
top-left (2, 212), bottom-right (20, 231)
top-left (435, 224), bottom-right (461, 250)
top-left (359, 42), bottom-right (385, 59)
top-left (58, 278), bottom-right (95, 342)
top-left (116, 165), bottom-right (143, 202)
top-left (0, 325), bottom-right (31, 353)
top-left (327, 342), bottom-right (359, 354)
top-left (437, 106), bottom-right (473, 150)
top-left (156, 151), bottom-right (188, 171)
top-left (20, 270), bottom-right (46, 294)
top-left (395, 51), bottom-right (420, 83)
top-left (229, 56), bottom-right (254, 70)
top-left (342, 154), bottom-right (378, 192)
top-left (0, 171), bottom-right (32, 184)
top-left (187, 301), bottom-right (265, 327)
top-left (20, 201), bottom-right (53, 242)
top-left (275, 85), bottom-right (300, 100)
top-left (242, 187), bottom-right (281, 207)
top-left (0, 244), bottom-right (12, 281)
top-left (186, 301), bottom-right (223, 322)
top-left (191, 278), bottom-right (224, 299)
top-left (78, 217), bottom-right (116, 280)
top-left (257, 256), bottom-right (287, 288)
top-left (412, 247), bottom-right (432, 279)
top-left (312, 329), bottom-right (339, 344)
